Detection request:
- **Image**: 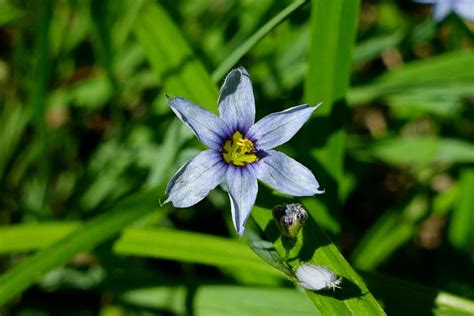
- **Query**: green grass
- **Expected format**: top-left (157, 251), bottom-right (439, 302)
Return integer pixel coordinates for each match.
top-left (0, 0), bottom-right (473, 314)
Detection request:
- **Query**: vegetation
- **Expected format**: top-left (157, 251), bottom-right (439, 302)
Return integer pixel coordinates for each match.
top-left (0, 0), bottom-right (473, 314)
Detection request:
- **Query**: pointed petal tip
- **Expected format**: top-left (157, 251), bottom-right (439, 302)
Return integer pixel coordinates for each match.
top-left (165, 94), bottom-right (177, 103)
top-left (237, 66), bottom-right (249, 77)
top-left (160, 197), bottom-right (171, 207)
top-left (236, 225), bottom-right (246, 237)
top-left (298, 102), bottom-right (322, 112)
top-left (314, 187), bottom-right (325, 195)
top-left (304, 184), bottom-right (325, 196)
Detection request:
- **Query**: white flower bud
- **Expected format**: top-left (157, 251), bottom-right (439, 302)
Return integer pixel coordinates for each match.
top-left (295, 263), bottom-right (342, 291)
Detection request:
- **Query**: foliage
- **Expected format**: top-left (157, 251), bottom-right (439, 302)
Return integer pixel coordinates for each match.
top-left (0, 0), bottom-right (473, 314)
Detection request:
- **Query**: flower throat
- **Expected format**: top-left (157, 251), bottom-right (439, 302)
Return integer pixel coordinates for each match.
top-left (222, 131), bottom-right (258, 166)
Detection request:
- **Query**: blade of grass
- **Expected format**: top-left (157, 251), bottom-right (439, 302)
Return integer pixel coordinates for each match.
top-left (30, 0), bottom-right (52, 128)
top-left (0, 103), bottom-right (30, 180)
top-left (366, 137), bottom-right (474, 166)
top-left (448, 169), bottom-right (474, 250)
top-left (211, 0), bottom-right (308, 82)
top-left (362, 272), bottom-right (474, 315)
top-left (0, 222), bottom-right (80, 254)
top-left (134, 1), bottom-right (218, 110)
top-left (0, 2), bottom-right (24, 26)
top-left (351, 195), bottom-right (428, 271)
top-left (113, 227), bottom-right (281, 277)
top-left (121, 285), bottom-right (317, 316)
top-left (302, 0), bottom-right (361, 234)
top-left (348, 51), bottom-right (474, 105)
top-left (0, 190), bottom-right (158, 307)
top-left (89, 0), bottom-right (119, 93)
top-left (251, 205), bottom-right (385, 314)
top-left (305, 0), bottom-right (360, 109)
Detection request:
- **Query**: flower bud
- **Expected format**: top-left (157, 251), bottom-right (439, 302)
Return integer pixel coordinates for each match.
top-left (295, 263), bottom-right (342, 291)
top-left (272, 203), bottom-right (308, 238)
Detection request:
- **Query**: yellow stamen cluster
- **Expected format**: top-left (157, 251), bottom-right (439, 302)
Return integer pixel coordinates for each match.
top-left (222, 131), bottom-right (258, 166)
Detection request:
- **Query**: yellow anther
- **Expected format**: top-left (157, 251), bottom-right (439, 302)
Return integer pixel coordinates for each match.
top-left (222, 131), bottom-right (258, 166)
top-left (236, 138), bottom-right (254, 153)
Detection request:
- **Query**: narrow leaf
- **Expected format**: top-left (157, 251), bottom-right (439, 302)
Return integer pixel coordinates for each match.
top-left (252, 205), bottom-right (386, 315)
top-left (212, 0), bottom-right (308, 82)
top-left (363, 272), bottom-right (474, 315)
top-left (0, 190), bottom-right (158, 307)
top-left (349, 51), bottom-right (474, 105)
top-left (448, 169), bottom-right (474, 250)
top-left (121, 285), bottom-right (317, 316)
top-left (134, 1), bottom-right (218, 110)
top-left (0, 222), bottom-right (80, 254)
top-left (113, 227), bottom-right (281, 277)
top-left (302, 0), bottom-right (361, 234)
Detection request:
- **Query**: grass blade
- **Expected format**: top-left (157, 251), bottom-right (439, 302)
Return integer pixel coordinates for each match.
top-left (448, 169), bottom-right (474, 250)
top-left (303, 0), bottom-right (361, 233)
top-left (0, 190), bottom-right (158, 307)
top-left (211, 0), bottom-right (308, 82)
top-left (113, 227), bottom-right (281, 277)
top-left (134, 1), bottom-right (218, 110)
top-left (348, 51), bottom-right (474, 105)
top-left (0, 222), bottom-right (80, 254)
top-left (363, 272), bottom-right (474, 315)
top-left (351, 196), bottom-right (428, 271)
top-left (252, 205), bottom-right (386, 314)
top-left (121, 285), bottom-right (316, 315)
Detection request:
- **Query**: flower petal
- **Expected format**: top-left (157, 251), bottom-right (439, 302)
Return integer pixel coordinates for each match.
top-left (218, 67), bottom-right (255, 133)
top-left (168, 96), bottom-right (230, 150)
top-left (257, 150), bottom-right (323, 196)
top-left (433, 0), bottom-right (452, 21)
top-left (248, 104), bottom-right (319, 150)
top-left (227, 166), bottom-right (258, 236)
top-left (166, 150), bottom-right (227, 207)
top-left (455, 1), bottom-right (474, 22)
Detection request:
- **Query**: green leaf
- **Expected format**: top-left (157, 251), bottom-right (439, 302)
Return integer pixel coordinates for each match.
top-left (0, 2), bottom-right (24, 26)
top-left (0, 190), bottom-right (158, 307)
top-left (113, 227), bottom-right (281, 277)
top-left (0, 103), bottom-right (30, 180)
top-left (134, 1), bottom-right (218, 111)
top-left (252, 205), bottom-right (386, 315)
top-left (349, 51), bottom-right (474, 105)
top-left (304, 0), bottom-right (360, 111)
top-left (367, 137), bottom-right (474, 167)
top-left (211, 0), bottom-right (308, 82)
top-left (303, 0), bottom-right (361, 234)
top-left (247, 233), bottom-right (293, 277)
top-left (146, 120), bottom-right (193, 187)
top-left (351, 196), bottom-right (429, 271)
top-left (363, 272), bottom-right (474, 315)
top-left (353, 31), bottom-right (404, 65)
top-left (448, 169), bottom-right (474, 250)
top-left (30, 0), bottom-right (53, 141)
top-left (0, 222), bottom-right (80, 254)
top-left (385, 82), bottom-right (473, 118)
top-left (121, 285), bottom-right (317, 316)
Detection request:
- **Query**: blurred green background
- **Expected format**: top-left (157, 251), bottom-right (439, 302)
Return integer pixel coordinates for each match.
top-left (0, 0), bottom-right (473, 315)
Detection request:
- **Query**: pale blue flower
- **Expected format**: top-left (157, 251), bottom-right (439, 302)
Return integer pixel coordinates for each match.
top-left (165, 67), bottom-right (323, 235)
top-left (414, 0), bottom-right (474, 22)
